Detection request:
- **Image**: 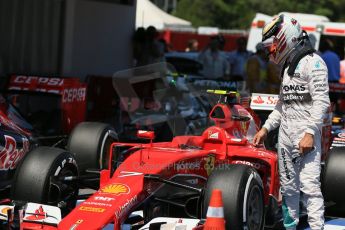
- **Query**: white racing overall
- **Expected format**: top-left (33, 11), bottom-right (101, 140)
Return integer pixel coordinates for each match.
top-left (263, 53), bottom-right (330, 230)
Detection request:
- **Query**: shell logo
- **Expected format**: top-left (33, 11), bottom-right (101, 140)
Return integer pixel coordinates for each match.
top-left (101, 183), bottom-right (130, 195)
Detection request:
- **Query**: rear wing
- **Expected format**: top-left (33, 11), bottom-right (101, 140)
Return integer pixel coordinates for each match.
top-left (5, 75), bottom-right (88, 134)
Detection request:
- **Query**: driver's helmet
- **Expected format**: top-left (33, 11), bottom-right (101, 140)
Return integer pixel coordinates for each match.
top-left (261, 14), bottom-right (302, 65)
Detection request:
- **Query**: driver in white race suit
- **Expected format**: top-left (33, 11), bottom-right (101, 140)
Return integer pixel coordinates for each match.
top-left (253, 14), bottom-right (330, 230)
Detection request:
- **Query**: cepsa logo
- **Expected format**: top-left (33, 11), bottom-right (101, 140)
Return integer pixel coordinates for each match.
top-left (62, 88), bottom-right (86, 103)
top-left (13, 76), bottom-right (64, 86)
top-left (100, 183), bottom-right (130, 196)
top-left (0, 135), bottom-right (29, 170)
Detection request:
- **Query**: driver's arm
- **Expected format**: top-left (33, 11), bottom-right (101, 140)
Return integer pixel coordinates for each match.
top-left (305, 58), bottom-right (330, 136)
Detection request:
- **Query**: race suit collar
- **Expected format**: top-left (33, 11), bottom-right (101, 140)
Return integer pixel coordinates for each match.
top-left (286, 41), bottom-right (315, 77)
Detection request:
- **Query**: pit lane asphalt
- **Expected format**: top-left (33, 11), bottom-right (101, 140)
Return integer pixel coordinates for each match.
top-left (265, 206), bottom-right (345, 229)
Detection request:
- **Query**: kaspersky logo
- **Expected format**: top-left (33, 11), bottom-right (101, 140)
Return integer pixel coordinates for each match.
top-left (100, 183), bottom-right (130, 196)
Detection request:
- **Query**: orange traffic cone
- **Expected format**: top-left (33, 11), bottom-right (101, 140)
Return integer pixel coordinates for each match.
top-left (204, 189), bottom-right (225, 230)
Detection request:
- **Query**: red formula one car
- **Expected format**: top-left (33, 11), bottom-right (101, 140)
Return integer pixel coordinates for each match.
top-left (2, 89), bottom-right (273, 230)
top-left (1, 64), bottom-right (345, 230)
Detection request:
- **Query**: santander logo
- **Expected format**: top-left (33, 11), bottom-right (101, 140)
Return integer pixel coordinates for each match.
top-left (26, 206), bottom-right (46, 221)
top-left (252, 96), bottom-right (264, 104)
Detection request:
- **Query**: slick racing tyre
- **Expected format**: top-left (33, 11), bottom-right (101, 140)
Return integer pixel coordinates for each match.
top-left (11, 147), bottom-right (78, 215)
top-left (323, 147), bottom-right (345, 207)
top-left (67, 122), bottom-right (118, 174)
top-left (203, 164), bottom-right (264, 230)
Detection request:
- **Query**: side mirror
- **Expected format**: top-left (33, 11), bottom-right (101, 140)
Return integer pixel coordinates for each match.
top-left (137, 130), bottom-right (155, 140)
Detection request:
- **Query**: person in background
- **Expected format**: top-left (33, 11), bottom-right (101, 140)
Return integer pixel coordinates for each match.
top-left (267, 61), bottom-right (281, 94)
top-left (198, 36), bottom-right (230, 79)
top-left (320, 39), bottom-right (340, 114)
top-left (132, 27), bottom-right (147, 66)
top-left (337, 57), bottom-right (345, 116)
top-left (158, 38), bottom-right (171, 53)
top-left (246, 42), bottom-right (280, 94)
top-left (246, 42), bottom-right (269, 94)
top-left (320, 38), bottom-right (340, 82)
top-left (136, 26), bottom-right (165, 66)
top-left (227, 37), bottom-right (252, 81)
top-left (340, 56), bottom-right (345, 84)
top-left (253, 14), bottom-right (330, 230)
top-left (185, 39), bottom-right (199, 52)
top-left (215, 34), bottom-right (226, 51)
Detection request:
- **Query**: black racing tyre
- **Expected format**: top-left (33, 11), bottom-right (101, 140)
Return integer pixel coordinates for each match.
top-left (203, 164), bottom-right (264, 230)
top-left (67, 122), bottom-right (118, 174)
top-left (11, 147), bottom-right (78, 214)
top-left (322, 147), bottom-right (345, 205)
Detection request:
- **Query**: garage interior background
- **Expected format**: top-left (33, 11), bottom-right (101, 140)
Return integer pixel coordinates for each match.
top-left (0, 0), bottom-right (136, 78)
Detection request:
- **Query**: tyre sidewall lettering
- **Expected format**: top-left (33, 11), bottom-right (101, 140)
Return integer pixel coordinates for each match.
top-left (53, 156), bottom-right (77, 176)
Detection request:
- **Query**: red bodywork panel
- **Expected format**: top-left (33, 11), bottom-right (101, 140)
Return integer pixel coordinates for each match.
top-left (7, 75), bottom-right (87, 134)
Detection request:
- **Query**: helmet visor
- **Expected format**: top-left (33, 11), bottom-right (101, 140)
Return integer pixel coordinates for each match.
top-left (262, 36), bottom-right (278, 56)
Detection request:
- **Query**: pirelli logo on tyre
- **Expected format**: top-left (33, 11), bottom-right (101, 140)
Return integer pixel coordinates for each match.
top-left (100, 183), bottom-right (130, 196)
top-left (79, 206), bottom-right (105, 213)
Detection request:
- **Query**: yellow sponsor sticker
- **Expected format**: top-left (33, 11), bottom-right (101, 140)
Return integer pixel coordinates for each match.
top-left (79, 206), bottom-right (105, 213)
